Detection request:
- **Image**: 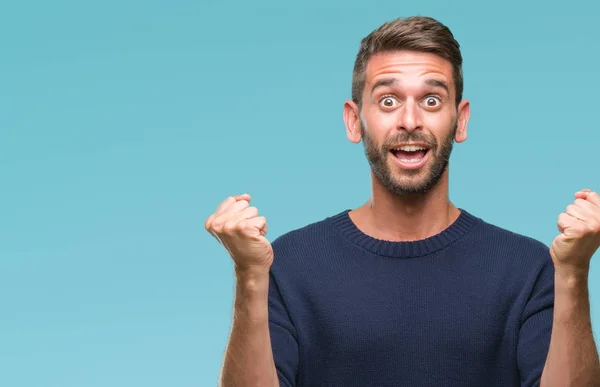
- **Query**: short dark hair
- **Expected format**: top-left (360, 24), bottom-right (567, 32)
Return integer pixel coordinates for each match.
top-left (352, 16), bottom-right (463, 108)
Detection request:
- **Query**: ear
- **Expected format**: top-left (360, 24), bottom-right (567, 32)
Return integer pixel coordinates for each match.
top-left (454, 99), bottom-right (470, 143)
top-left (344, 100), bottom-right (362, 144)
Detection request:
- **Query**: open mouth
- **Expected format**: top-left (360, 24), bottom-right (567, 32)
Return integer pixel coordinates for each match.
top-left (390, 144), bottom-right (430, 169)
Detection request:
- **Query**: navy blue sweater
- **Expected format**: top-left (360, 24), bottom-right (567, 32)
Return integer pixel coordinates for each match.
top-left (267, 209), bottom-right (554, 386)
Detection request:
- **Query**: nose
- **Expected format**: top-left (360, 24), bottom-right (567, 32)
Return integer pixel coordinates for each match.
top-left (397, 100), bottom-right (423, 132)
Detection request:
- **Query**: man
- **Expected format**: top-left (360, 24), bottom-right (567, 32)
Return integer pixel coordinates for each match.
top-left (206, 16), bottom-right (600, 386)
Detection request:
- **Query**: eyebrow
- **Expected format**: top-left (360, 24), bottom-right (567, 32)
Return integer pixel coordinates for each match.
top-left (370, 78), bottom-right (450, 95)
top-left (370, 78), bottom-right (398, 94)
top-left (424, 79), bottom-right (450, 95)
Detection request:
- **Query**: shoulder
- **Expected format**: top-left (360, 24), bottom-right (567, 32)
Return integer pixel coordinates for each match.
top-left (467, 211), bottom-right (553, 269)
top-left (268, 210), bottom-right (348, 273)
top-left (271, 210), bottom-right (344, 251)
top-left (477, 217), bottom-right (549, 249)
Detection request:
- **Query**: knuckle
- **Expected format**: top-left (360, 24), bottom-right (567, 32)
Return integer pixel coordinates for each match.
top-left (235, 220), bottom-right (247, 231)
top-left (223, 221), bottom-right (237, 234)
top-left (211, 218), bottom-right (225, 232)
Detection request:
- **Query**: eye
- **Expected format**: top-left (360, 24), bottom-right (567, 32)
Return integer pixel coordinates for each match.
top-left (380, 96), bottom-right (398, 109)
top-left (423, 96), bottom-right (442, 108)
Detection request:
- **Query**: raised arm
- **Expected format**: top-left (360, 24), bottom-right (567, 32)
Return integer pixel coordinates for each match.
top-left (541, 189), bottom-right (600, 386)
top-left (206, 194), bottom-right (279, 387)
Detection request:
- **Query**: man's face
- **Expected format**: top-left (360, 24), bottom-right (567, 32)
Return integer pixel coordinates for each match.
top-left (347, 50), bottom-right (469, 196)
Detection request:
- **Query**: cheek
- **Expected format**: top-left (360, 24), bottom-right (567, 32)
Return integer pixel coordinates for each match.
top-left (422, 112), bottom-right (450, 127)
top-left (362, 117), bottom-right (388, 138)
top-left (363, 112), bottom-right (397, 140)
top-left (423, 114), bottom-right (456, 137)
top-left (373, 110), bottom-right (400, 127)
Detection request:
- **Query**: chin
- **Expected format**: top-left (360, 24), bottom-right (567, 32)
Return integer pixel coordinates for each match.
top-left (390, 181), bottom-right (432, 196)
top-left (386, 163), bottom-right (444, 195)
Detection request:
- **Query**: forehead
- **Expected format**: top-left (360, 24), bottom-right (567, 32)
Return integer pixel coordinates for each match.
top-left (364, 50), bottom-right (454, 90)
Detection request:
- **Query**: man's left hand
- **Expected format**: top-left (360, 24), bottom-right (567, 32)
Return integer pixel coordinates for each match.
top-left (550, 189), bottom-right (600, 273)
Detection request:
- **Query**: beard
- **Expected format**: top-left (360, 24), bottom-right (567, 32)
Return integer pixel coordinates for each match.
top-left (361, 120), bottom-right (457, 196)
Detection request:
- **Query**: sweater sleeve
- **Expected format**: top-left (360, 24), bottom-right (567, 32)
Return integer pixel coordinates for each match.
top-left (517, 253), bottom-right (555, 387)
top-left (268, 271), bottom-right (299, 387)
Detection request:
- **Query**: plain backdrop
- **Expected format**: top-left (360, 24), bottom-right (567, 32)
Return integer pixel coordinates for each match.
top-left (1, 0), bottom-right (599, 386)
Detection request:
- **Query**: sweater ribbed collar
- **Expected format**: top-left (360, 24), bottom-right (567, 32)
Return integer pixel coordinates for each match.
top-left (330, 208), bottom-right (479, 258)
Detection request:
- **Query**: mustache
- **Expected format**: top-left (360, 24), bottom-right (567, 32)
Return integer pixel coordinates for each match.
top-left (382, 132), bottom-right (438, 151)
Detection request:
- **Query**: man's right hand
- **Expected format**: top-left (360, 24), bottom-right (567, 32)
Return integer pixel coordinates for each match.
top-left (208, 195), bottom-right (280, 387)
top-left (205, 194), bottom-right (274, 274)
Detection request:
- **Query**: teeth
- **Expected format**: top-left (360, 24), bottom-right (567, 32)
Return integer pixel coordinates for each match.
top-left (399, 158), bottom-right (422, 163)
top-left (394, 145), bottom-right (427, 151)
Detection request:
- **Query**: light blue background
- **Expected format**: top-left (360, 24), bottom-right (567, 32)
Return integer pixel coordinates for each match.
top-left (1, 1), bottom-right (599, 386)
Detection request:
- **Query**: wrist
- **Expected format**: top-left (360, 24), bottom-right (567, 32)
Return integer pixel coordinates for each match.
top-left (235, 267), bottom-right (270, 294)
top-left (236, 264), bottom-right (270, 281)
top-left (554, 263), bottom-right (589, 287)
top-left (233, 268), bottom-right (270, 322)
top-left (554, 266), bottom-right (590, 307)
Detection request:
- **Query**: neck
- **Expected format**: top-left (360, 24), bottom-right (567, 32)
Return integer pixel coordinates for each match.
top-left (349, 169), bottom-right (460, 242)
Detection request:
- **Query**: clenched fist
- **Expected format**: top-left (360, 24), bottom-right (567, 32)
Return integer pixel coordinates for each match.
top-left (205, 194), bottom-right (274, 274)
top-left (550, 188), bottom-right (600, 272)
